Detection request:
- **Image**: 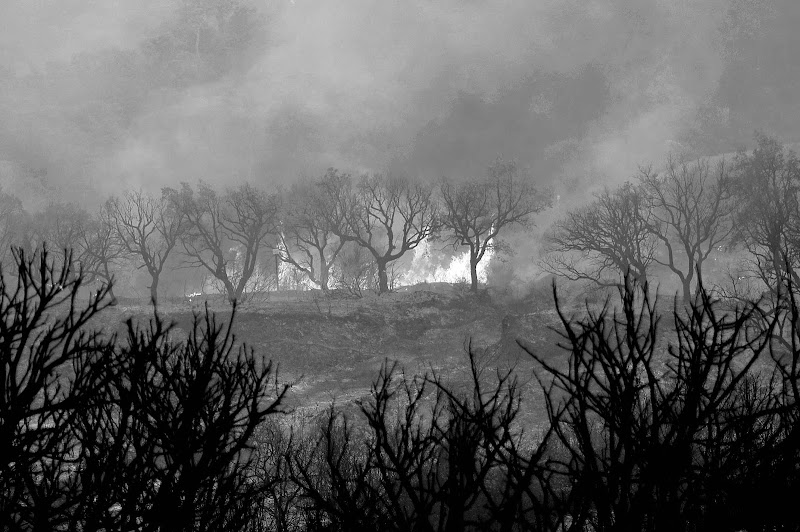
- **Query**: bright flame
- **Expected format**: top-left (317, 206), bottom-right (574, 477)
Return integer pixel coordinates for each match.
top-left (401, 237), bottom-right (495, 286)
top-left (274, 235), bottom-right (318, 290)
top-left (184, 235), bottom-right (495, 295)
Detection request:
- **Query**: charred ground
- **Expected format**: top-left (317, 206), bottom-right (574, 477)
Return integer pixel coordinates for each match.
top-left (95, 284), bottom-right (572, 418)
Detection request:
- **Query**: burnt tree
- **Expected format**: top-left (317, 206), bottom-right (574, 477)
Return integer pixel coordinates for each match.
top-left (440, 157), bottom-right (551, 292)
top-left (108, 189), bottom-right (187, 306)
top-left (731, 132), bottom-right (800, 303)
top-left (167, 182), bottom-right (279, 303)
top-left (330, 172), bottom-right (438, 294)
top-left (279, 173), bottom-right (347, 291)
top-left (542, 182), bottom-right (657, 287)
top-left (638, 156), bottom-right (734, 303)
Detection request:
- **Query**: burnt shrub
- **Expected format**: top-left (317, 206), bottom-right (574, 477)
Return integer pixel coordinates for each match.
top-left (523, 276), bottom-right (800, 532)
top-left (0, 247), bottom-right (290, 531)
top-left (2, 247), bottom-right (799, 532)
top-left (287, 349), bottom-right (558, 532)
top-left (0, 247), bottom-right (115, 530)
top-left (72, 305), bottom-right (290, 532)
top-left (290, 275), bottom-right (800, 532)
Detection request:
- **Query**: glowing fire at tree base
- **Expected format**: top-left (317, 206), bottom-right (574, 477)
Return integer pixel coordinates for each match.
top-left (401, 239), bottom-right (494, 286)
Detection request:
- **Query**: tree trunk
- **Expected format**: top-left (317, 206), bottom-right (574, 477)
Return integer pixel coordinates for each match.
top-left (227, 279), bottom-right (239, 305)
top-left (320, 266), bottom-right (329, 291)
top-left (377, 261), bottom-right (389, 294)
top-left (103, 263), bottom-right (118, 305)
top-left (682, 278), bottom-right (693, 304)
top-left (149, 276), bottom-right (159, 307)
top-left (470, 255), bottom-right (479, 293)
top-left (107, 285), bottom-right (118, 306)
top-left (772, 244), bottom-right (786, 301)
top-left (632, 266), bottom-right (647, 288)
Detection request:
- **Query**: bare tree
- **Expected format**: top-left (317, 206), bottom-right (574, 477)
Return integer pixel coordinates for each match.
top-left (107, 189), bottom-right (187, 306)
top-left (731, 131), bottom-right (800, 303)
top-left (288, 348), bottom-right (547, 532)
top-left (75, 307), bottom-right (290, 531)
top-left (638, 156), bottom-right (734, 303)
top-left (0, 247), bottom-right (114, 530)
top-left (440, 157), bottom-right (551, 292)
top-left (30, 202), bottom-right (91, 264)
top-left (78, 203), bottom-right (126, 304)
top-left (522, 276), bottom-right (787, 532)
top-left (542, 182), bottom-right (657, 287)
top-left (167, 181), bottom-right (279, 304)
top-left (332, 172), bottom-right (438, 294)
top-left (221, 182), bottom-right (279, 301)
top-left (331, 241), bottom-right (379, 297)
top-left (279, 174), bottom-right (346, 291)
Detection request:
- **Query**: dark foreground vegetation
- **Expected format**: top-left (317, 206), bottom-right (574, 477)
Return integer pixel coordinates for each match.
top-left (2, 248), bottom-right (799, 532)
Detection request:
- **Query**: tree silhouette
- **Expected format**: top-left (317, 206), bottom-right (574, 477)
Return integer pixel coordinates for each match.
top-left (107, 190), bottom-right (188, 306)
top-left (440, 157), bottom-right (551, 292)
top-left (731, 131), bottom-right (800, 303)
top-left (325, 172), bottom-right (438, 294)
top-left (279, 173), bottom-right (348, 292)
top-left (167, 181), bottom-right (279, 304)
top-left (638, 156), bottom-right (734, 303)
top-left (543, 182), bottom-right (657, 287)
top-left (0, 247), bottom-right (115, 530)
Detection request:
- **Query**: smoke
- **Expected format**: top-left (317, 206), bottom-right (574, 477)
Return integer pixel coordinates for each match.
top-left (0, 0), bottom-right (175, 69)
top-left (0, 0), bottom-right (783, 206)
top-left (237, 0), bottom-right (731, 184)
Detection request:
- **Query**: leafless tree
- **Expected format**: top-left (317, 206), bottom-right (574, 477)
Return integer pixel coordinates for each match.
top-left (331, 172), bottom-right (438, 294)
top-left (330, 241), bottom-right (377, 297)
top-left (107, 189), bottom-right (188, 306)
top-left (30, 202), bottom-right (91, 265)
top-left (78, 203), bottom-right (126, 304)
top-left (440, 157), bottom-right (551, 292)
top-left (279, 173), bottom-right (347, 291)
top-left (166, 181), bottom-right (279, 304)
top-left (222, 183), bottom-right (280, 300)
top-left (288, 348), bottom-right (551, 532)
top-left (75, 307), bottom-right (290, 531)
top-left (0, 247), bottom-right (114, 530)
top-left (731, 132), bottom-right (800, 303)
top-left (638, 156), bottom-right (734, 303)
top-left (316, 167), bottom-right (358, 237)
top-left (522, 276), bottom-right (791, 531)
top-left (542, 182), bottom-right (657, 287)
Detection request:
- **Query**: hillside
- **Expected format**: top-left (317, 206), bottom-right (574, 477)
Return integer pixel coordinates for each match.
top-left (95, 283), bottom-right (572, 422)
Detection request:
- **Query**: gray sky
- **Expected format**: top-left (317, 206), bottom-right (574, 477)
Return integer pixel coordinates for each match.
top-left (0, 0), bottom-right (797, 206)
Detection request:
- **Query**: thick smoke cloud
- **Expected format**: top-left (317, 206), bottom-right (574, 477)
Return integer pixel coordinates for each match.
top-left (0, 1), bottom-right (174, 67)
top-left (0, 0), bottom-right (794, 206)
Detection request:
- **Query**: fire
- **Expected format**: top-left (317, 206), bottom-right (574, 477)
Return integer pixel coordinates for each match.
top-left (274, 235), bottom-right (318, 290)
top-left (401, 238), bottom-right (494, 286)
top-left (183, 235), bottom-right (495, 296)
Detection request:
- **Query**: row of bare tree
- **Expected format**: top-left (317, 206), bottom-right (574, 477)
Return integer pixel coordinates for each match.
top-left (5, 131), bottom-right (791, 307)
top-left (543, 132), bottom-right (800, 304)
top-left (0, 157), bottom-right (550, 304)
top-left (280, 160), bottom-right (550, 295)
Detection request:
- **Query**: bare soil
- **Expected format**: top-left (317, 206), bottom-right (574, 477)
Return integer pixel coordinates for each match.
top-left (93, 284), bottom-right (569, 425)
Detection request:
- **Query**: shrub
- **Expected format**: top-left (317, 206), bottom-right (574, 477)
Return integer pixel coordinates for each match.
top-left (2, 248), bottom-right (799, 532)
top-left (0, 247), bottom-right (290, 531)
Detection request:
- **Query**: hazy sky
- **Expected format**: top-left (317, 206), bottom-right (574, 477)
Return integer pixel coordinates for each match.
top-left (0, 0), bottom-right (797, 206)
